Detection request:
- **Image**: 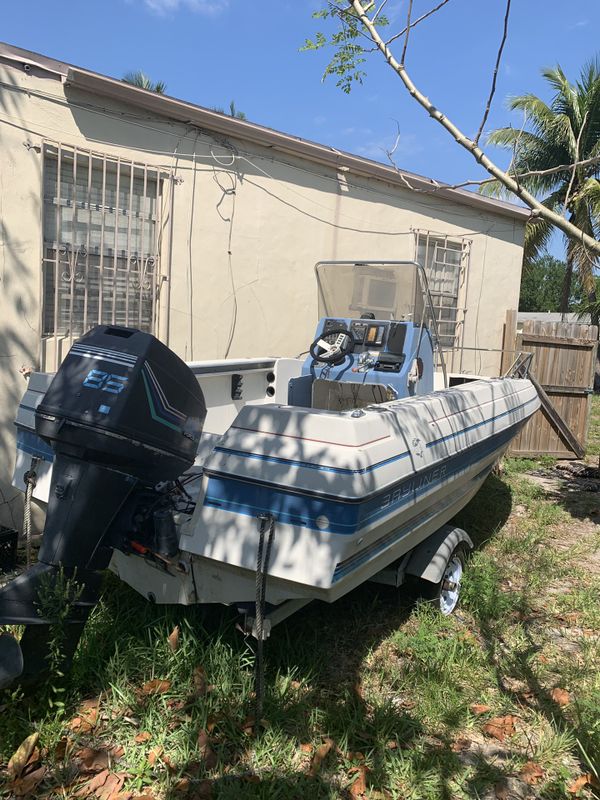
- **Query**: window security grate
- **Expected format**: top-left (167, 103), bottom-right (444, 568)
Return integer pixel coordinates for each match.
top-left (414, 230), bottom-right (471, 365)
top-left (41, 143), bottom-right (166, 368)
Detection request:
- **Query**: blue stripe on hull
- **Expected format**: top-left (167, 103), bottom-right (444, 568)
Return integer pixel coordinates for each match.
top-left (332, 463), bottom-right (492, 581)
top-left (203, 420), bottom-right (525, 536)
top-left (16, 429), bottom-right (54, 462)
top-left (427, 395), bottom-right (538, 447)
top-left (212, 446), bottom-right (411, 475)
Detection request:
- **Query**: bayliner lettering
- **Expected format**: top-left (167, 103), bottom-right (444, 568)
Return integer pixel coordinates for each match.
top-left (380, 465), bottom-right (447, 510)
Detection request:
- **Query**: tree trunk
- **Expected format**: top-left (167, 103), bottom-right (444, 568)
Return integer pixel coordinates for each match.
top-left (560, 255), bottom-right (573, 315)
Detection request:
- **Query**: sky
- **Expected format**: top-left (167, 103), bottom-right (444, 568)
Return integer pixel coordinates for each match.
top-left (2, 0), bottom-right (599, 258)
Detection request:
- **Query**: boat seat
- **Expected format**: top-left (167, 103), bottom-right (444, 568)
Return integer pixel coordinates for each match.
top-left (311, 378), bottom-right (389, 411)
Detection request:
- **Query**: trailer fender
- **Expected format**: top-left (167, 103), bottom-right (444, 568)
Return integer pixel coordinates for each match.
top-left (405, 525), bottom-right (473, 585)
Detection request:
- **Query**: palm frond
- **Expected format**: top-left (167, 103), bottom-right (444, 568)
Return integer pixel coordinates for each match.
top-left (486, 59), bottom-right (600, 292)
top-left (122, 70), bottom-right (166, 94)
top-left (523, 217), bottom-right (554, 266)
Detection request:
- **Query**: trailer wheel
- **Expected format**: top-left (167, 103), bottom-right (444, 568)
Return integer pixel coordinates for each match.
top-left (418, 543), bottom-right (468, 615)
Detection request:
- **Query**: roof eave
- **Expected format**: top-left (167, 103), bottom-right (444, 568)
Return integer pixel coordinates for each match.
top-left (67, 68), bottom-right (529, 222)
top-left (0, 40), bottom-right (529, 223)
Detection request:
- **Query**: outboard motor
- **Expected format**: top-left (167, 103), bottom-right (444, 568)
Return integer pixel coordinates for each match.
top-left (0, 326), bottom-right (206, 689)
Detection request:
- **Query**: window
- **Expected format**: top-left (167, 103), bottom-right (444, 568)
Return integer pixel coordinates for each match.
top-left (414, 230), bottom-right (470, 354)
top-left (42, 143), bottom-right (165, 360)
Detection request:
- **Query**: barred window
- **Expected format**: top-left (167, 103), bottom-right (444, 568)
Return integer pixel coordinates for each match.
top-left (414, 230), bottom-right (470, 352)
top-left (42, 144), bottom-right (164, 347)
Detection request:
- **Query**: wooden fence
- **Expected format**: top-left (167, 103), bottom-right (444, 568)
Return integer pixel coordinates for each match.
top-left (501, 312), bottom-right (599, 459)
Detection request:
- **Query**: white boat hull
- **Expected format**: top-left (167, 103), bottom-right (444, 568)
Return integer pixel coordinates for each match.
top-left (12, 364), bottom-right (539, 608)
top-left (178, 376), bottom-right (539, 603)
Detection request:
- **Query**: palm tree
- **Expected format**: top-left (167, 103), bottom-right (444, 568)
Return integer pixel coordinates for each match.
top-left (122, 70), bottom-right (166, 95)
top-left (485, 60), bottom-right (600, 325)
top-left (210, 100), bottom-right (247, 120)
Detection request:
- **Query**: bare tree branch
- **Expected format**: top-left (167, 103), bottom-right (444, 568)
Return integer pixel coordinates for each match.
top-left (384, 120), bottom-right (403, 167)
top-left (509, 154), bottom-right (600, 180)
top-left (385, 0), bottom-right (453, 46)
top-left (474, 0), bottom-right (511, 146)
top-left (563, 110), bottom-right (588, 216)
top-left (385, 154), bottom-right (600, 193)
top-left (348, 0), bottom-right (600, 257)
top-left (372, 0), bottom-right (389, 24)
top-left (506, 114), bottom-right (529, 191)
top-left (401, 0), bottom-right (414, 65)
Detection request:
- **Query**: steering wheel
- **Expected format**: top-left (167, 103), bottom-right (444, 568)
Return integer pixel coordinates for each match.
top-left (309, 326), bottom-right (355, 365)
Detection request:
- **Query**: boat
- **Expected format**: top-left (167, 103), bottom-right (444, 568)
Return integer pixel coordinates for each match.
top-left (0, 261), bottom-right (540, 688)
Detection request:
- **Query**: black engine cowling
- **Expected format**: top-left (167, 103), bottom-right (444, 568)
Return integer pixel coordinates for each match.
top-left (0, 326), bottom-right (206, 688)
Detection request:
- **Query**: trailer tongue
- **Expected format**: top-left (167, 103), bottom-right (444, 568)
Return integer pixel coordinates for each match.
top-left (0, 325), bottom-right (206, 688)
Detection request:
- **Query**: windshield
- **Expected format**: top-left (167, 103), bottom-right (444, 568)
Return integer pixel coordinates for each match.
top-left (316, 261), bottom-right (429, 322)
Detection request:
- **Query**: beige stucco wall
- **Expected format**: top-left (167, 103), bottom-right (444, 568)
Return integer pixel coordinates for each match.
top-left (0, 58), bottom-right (525, 527)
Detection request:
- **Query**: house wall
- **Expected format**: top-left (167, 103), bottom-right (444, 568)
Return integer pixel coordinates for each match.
top-left (0, 58), bottom-right (526, 527)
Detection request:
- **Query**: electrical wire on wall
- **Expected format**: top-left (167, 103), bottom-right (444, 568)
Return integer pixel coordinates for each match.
top-left (210, 141), bottom-right (240, 358)
top-left (473, 229), bottom-right (492, 375)
top-left (0, 82), bottom-right (522, 233)
top-left (187, 131), bottom-right (201, 361)
top-left (0, 81), bottom-right (521, 370)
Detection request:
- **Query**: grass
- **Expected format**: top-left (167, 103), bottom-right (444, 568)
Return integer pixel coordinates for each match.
top-left (0, 399), bottom-right (599, 799)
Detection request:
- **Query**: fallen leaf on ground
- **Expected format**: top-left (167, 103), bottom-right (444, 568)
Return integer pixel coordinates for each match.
top-left (197, 730), bottom-right (218, 770)
top-left (95, 772), bottom-right (126, 800)
top-left (550, 687), bottom-right (570, 706)
top-left (469, 703), bottom-right (491, 715)
top-left (75, 768), bottom-right (110, 797)
top-left (194, 780), bottom-right (213, 799)
top-left (309, 738), bottom-right (334, 776)
top-left (349, 764), bottom-right (369, 797)
top-left (10, 765), bottom-right (47, 797)
top-left (140, 679), bottom-right (171, 696)
top-left (174, 777), bottom-right (190, 792)
top-left (451, 737), bottom-right (472, 752)
top-left (134, 732), bottom-right (152, 744)
top-left (167, 625), bottom-right (180, 652)
top-left (55, 738), bottom-right (70, 760)
top-left (568, 773), bottom-right (600, 794)
top-left (69, 698), bottom-right (100, 733)
top-left (385, 740), bottom-right (397, 750)
top-left (482, 715), bottom-right (518, 741)
top-left (520, 761), bottom-right (545, 785)
top-left (147, 747), bottom-right (162, 767)
top-left (241, 716), bottom-right (256, 736)
top-left (557, 612), bottom-right (581, 624)
top-left (206, 715), bottom-right (220, 734)
top-left (110, 745), bottom-right (125, 760)
top-left (77, 747), bottom-right (110, 773)
top-left (348, 751), bottom-right (365, 762)
top-left (161, 752), bottom-right (177, 772)
top-left (192, 665), bottom-right (208, 696)
top-left (494, 781), bottom-right (510, 800)
top-left (300, 743), bottom-right (313, 753)
top-left (517, 690), bottom-right (535, 704)
top-left (8, 732), bottom-right (40, 779)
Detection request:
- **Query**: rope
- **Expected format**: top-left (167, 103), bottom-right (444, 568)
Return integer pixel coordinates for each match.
top-left (254, 513), bottom-right (275, 722)
top-left (23, 458), bottom-right (39, 567)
